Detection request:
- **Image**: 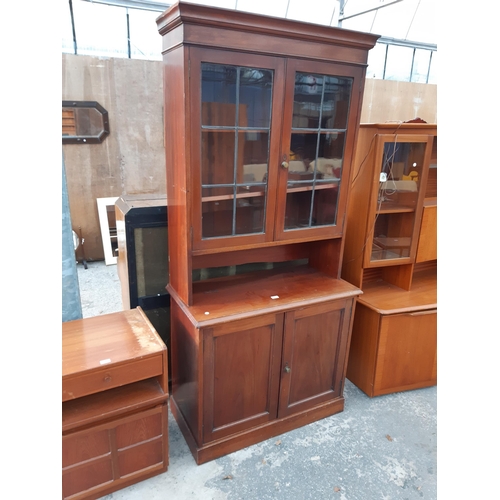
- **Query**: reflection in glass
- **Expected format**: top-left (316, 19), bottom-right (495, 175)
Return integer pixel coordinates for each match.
top-left (202, 131), bottom-right (236, 185)
top-left (371, 213), bottom-right (414, 260)
top-left (284, 72), bottom-right (351, 231)
top-left (292, 73), bottom-right (352, 130)
top-left (378, 142), bottom-right (425, 209)
top-left (202, 187), bottom-right (234, 239)
top-left (371, 141), bottom-right (426, 263)
top-left (134, 226), bottom-right (169, 297)
top-left (200, 62), bottom-right (273, 239)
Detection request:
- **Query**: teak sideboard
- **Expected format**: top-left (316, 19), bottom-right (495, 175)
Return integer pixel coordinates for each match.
top-left (156, 2), bottom-right (379, 464)
top-left (341, 123), bottom-right (437, 397)
top-left (62, 307), bottom-right (169, 499)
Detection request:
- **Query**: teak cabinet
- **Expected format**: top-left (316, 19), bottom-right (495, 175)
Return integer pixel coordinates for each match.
top-left (341, 123), bottom-right (437, 397)
top-left (157, 1), bottom-right (378, 464)
top-left (62, 308), bottom-right (169, 499)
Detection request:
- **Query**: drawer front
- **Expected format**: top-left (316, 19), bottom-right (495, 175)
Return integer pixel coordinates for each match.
top-left (62, 456), bottom-right (113, 499)
top-left (118, 436), bottom-right (164, 477)
top-left (62, 354), bottom-right (163, 401)
top-left (62, 428), bottom-right (110, 468)
top-left (374, 309), bottom-right (437, 395)
top-left (62, 404), bottom-right (168, 500)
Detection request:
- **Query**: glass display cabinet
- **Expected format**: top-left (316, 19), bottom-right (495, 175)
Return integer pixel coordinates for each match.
top-left (157, 2), bottom-right (378, 464)
top-left (367, 135), bottom-right (433, 265)
top-left (188, 49), bottom-right (366, 257)
top-left (341, 123), bottom-right (437, 397)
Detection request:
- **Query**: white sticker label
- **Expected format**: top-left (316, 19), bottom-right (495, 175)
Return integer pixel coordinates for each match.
top-left (99, 359), bottom-right (111, 365)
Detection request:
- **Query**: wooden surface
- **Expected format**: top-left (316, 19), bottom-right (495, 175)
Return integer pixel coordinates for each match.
top-left (169, 266), bottom-right (361, 326)
top-left (416, 204), bottom-right (437, 262)
top-left (346, 301), bottom-right (436, 397)
top-left (169, 287), bottom-right (356, 464)
top-left (157, 2), bottom-right (379, 63)
top-left (158, 5), bottom-right (377, 305)
top-left (346, 264), bottom-right (437, 397)
top-left (62, 307), bottom-right (167, 401)
top-left (357, 265), bottom-right (436, 314)
top-left (62, 308), bottom-right (169, 499)
top-left (157, 2), bottom-right (373, 465)
top-left (62, 405), bottom-right (168, 500)
top-left (341, 123), bottom-right (437, 398)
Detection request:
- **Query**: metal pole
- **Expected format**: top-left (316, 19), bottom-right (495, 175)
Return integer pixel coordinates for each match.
top-left (338, 0), bottom-right (345, 27)
top-left (126, 8), bottom-right (131, 58)
top-left (69, 0), bottom-right (77, 55)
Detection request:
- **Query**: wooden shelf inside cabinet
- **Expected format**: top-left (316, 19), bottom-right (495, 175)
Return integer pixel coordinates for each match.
top-left (62, 307), bottom-right (169, 500)
top-left (377, 203), bottom-right (415, 214)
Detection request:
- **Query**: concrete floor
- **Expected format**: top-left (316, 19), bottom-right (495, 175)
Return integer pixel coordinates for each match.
top-left (77, 260), bottom-right (437, 500)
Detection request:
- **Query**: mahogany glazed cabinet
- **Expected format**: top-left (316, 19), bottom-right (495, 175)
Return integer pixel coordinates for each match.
top-left (341, 123), bottom-right (437, 397)
top-left (62, 308), bottom-right (169, 499)
top-left (156, 1), bottom-right (379, 464)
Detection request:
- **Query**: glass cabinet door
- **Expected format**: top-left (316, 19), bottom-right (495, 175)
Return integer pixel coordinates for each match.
top-left (201, 63), bottom-right (273, 238)
top-left (283, 72), bottom-right (352, 230)
top-left (275, 60), bottom-right (363, 242)
top-left (190, 49), bottom-right (285, 250)
top-left (191, 51), bottom-right (363, 250)
top-left (367, 135), bottom-right (433, 265)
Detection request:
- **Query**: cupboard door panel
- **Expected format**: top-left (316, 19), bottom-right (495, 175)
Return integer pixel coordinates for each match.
top-left (278, 300), bottom-right (352, 417)
top-left (374, 309), bottom-right (437, 395)
top-left (202, 314), bottom-right (284, 443)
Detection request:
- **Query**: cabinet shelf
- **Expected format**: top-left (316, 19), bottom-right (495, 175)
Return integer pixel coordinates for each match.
top-left (202, 190), bottom-right (265, 203)
top-left (201, 181), bottom-right (340, 203)
top-left (286, 182), bottom-right (339, 194)
top-left (377, 203), bottom-right (415, 214)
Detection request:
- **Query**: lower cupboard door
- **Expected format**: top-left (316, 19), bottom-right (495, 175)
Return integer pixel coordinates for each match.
top-left (278, 299), bottom-right (353, 418)
top-left (202, 313), bottom-right (284, 443)
top-left (374, 309), bottom-right (437, 395)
